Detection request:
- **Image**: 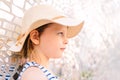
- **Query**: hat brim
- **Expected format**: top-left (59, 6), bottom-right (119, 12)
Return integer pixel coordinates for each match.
top-left (9, 18), bottom-right (84, 52)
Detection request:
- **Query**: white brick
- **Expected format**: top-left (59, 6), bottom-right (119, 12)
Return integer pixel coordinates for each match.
top-left (0, 28), bottom-right (6, 35)
top-left (3, 22), bottom-right (15, 31)
top-left (13, 0), bottom-right (24, 8)
top-left (0, 10), bottom-right (14, 21)
top-left (0, 1), bottom-right (10, 12)
top-left (12, 5), bottom-right (23, 17)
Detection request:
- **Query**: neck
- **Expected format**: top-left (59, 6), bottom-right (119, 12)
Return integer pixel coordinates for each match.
top-left (38, 53), bottom-right (49, 68)
top-left (29, 51), bottom-right (49, 68)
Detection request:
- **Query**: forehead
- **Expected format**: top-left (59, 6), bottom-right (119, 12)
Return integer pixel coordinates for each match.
top-left (46, 23), bottom-right (67, 31)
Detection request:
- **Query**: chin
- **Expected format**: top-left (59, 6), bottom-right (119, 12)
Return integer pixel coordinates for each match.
top-left (53, 54), bottom-right (63, 59)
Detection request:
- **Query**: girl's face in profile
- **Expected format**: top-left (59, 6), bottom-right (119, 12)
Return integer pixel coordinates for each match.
top-left (37, 23), bottom-right (68, 58)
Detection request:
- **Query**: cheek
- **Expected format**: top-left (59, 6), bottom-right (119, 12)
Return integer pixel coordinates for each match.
top-left (46, 38), bottom-right (61, 52)
top-left (40, 37), bottom-right (63, 58)
top-left (44, 35), bottom-right (62, 48)
top-left (49, 38), bottom-right (64, 58)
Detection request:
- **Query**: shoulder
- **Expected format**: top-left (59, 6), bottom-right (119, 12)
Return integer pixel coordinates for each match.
top-left (21, 66), bottom-right (48, 80)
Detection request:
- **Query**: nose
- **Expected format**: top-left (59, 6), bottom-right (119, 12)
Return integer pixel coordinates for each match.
top-left (63, 37), bottom-right (68, 44)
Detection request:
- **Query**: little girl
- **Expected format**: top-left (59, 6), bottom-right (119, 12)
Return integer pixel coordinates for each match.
top-left (10, 4), bottom-right (84, 80)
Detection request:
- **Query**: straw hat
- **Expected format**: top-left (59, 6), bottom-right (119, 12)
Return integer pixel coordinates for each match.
top-left (10, 4), bottom-right (84, 52)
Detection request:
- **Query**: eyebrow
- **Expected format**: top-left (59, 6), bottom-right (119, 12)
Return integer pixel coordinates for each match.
top-left (67, 26), bottom-right (69, 29)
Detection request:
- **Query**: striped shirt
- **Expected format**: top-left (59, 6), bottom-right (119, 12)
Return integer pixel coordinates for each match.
top-left (17, 62), bottom-right (58, 80)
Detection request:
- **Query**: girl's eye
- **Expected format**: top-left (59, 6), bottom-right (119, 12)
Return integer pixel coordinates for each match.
top-left (57, 32), bottom-right (64, 36)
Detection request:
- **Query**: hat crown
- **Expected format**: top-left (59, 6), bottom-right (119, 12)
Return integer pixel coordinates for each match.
top-left (22, 5), bottom-right (64, 33)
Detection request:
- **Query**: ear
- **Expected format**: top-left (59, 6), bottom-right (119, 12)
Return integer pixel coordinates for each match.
top-left (29, 30), bottom-right (40, 45)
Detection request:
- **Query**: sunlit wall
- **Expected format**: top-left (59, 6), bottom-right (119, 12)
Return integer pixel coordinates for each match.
top-left (0, 0), bottom-right (120, 80)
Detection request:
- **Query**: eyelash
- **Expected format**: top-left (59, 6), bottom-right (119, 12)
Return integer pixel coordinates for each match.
top-left (57, 32), bottom-right (64, 36)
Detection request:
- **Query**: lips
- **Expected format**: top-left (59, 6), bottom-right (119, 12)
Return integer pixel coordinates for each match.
top-left (60, 48), bottom-right (66, 51)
